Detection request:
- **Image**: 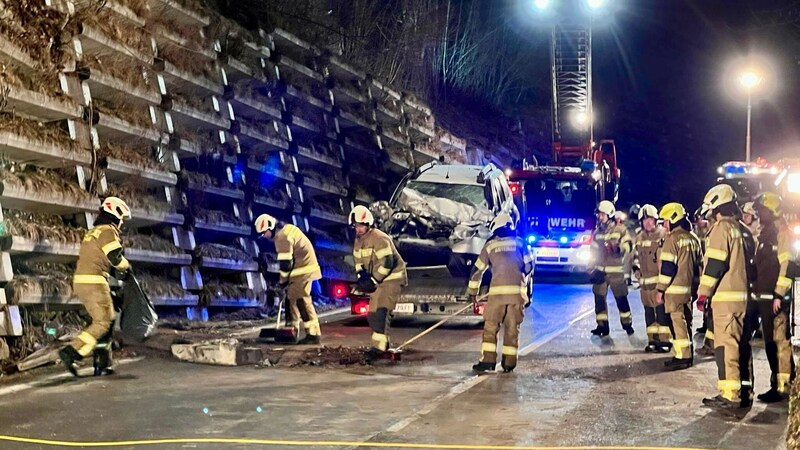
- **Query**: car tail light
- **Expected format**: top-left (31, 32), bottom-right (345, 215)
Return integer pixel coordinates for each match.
top-left (332, 283), bottom-right (348, 298)
top-left (350, 296), bottom-right (369, 315)
top-left (509, 182), bottom-right (521, 195)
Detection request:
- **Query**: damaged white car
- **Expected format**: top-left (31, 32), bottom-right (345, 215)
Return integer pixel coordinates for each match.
top-left (370, 162), bottom-right (519, 317)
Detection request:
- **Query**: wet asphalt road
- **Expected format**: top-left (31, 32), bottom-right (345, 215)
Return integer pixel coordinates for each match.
top-left (0, 282), bottom-right (790, 450)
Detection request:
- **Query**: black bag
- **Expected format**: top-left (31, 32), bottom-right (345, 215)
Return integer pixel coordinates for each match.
top-left (120, 273), bottom-right (158, 342)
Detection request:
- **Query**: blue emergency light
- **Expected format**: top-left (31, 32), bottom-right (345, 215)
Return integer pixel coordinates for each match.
top-left (559, 236), bottom-right (569, 244)
top-left (527, 235), bottom-right (537, 244)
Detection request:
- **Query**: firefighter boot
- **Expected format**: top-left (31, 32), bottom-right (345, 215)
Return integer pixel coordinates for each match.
top-left (92, 347), bottom-right (115, 376)
top-left (297, 335), bottom-right (321, 345)
top-left (702, 395), bottom-right (747, 415)
top-left (623, 324), bottom-right (635, 336)
top-left (757, 388), bottom-right (788, 403)
top-left (590, 325), bottom-right (610, 337)
top-left (364, 347), bottom-right (385, 362)
top-left (645, 342), bottom-right (658, 353)
top-left (58, 346), bottom-right (82, 377)
top-left (472, 361), bottom-right (496, 373)
top-left (664, 357), bottom-right (693, 370)
top-left (501, 355), bottom-right (517, 373)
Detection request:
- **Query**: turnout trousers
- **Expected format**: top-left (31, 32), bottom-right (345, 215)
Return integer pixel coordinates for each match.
top-left (367, 282), bottom-right (402, 351)
top-left (593, 273), bottom-right (632, 330)
top-left (712, 300), bottom-right (754, 403)
top-left (480, 300), bottom-right (525, 370)
top-left (286, 280), bottom-right (321, 336)
top-left (69, 283), bottom-right (115, 358)
top-left (665, 294), bottom-right (693, 359)
top-left (755, 296), bottom-right (796, 393)
top-left (641, 287), bottom-right (671, 344)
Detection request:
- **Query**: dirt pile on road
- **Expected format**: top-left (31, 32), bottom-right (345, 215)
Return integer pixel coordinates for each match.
top-left (290, 346), bottom-right (371, 367)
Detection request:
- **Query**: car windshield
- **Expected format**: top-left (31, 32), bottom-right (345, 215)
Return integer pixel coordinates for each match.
top-left (524, 178), bottom-right (595, 215)
top-left (404, 180), bottom-right (487, 208)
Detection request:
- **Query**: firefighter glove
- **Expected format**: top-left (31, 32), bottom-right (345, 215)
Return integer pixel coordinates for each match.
top-left (356, 277), bottom-right (378, 294)
top-left (696, 295), bottom-right (708, 312)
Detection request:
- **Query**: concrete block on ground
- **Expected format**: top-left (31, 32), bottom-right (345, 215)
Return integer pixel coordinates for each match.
top-left (171, 339), bottom-right (263, 366)
top-left (0, 306), bottom-right (23, 336)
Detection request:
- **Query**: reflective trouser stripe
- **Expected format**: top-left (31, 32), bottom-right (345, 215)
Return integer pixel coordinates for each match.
top-left (502, 345), bottom-right (518, 356)
top-left (646, 325), bottom-right (659, 335)
top-left (480, 342), bottom-right (497, 362)
top-left (718, 379), bottom-right (741, 401)
top-left (290, 264), bottom-right (321, 278)
top-left (77, 332), bottom-right (97, 357)
top-left (670, 338), bottom-right (692, 359)
top-left (488, 285), bottom-right (525, 296)
top-left (304, 319), bottom-right (321, 336)
top-left (596, 313), bottom-right (608, 321)
top-left (603, 266), bottom-right (624, 273)
top-left (372, 332), bottom-right (388, 351)
top-left (713, 291), bottom-right (748, 302)
top-left (641, 276), bottom-right (659, 285)
top-left (778, 373), bottom-right (792, 393)
top-left (658, 326), bottom-right (672, 334)
top-left (619, 312), bottom-right (632, 319)
top-left (73, 275), bottom-right (108, 284)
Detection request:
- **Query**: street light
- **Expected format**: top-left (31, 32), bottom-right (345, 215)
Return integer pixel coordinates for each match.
top-left (587, 0), bottom-right (606, 9)
top-left (739, 69), bottom-right (762, 163)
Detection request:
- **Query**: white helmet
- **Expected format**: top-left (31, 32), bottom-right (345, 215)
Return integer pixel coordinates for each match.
top-left (703, 184), bottom-right (737, 213)
top-left (638, 204), bottom-right (658, 221)
top-left (101, 197), bottom-right (131, 222)
top-left (596, 200), bottom-right (615, 216)
top-left (613, 211), bottom-right (626, 221)
top-left (489, 212), bottom-right (514, 234)
top-left (349, 205), bottom-right (374, 226)
top-left (742, 201), bottom-right (756, 216)
top-left (254, 214), bottom-right (277, 234)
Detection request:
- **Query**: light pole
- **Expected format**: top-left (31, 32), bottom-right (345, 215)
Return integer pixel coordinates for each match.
top-left (739, 70), bottom-right (762, 163)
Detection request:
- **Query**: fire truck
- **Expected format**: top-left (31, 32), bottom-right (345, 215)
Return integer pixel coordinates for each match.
top-left (506, 19), bottom-right (621, 272)
top-left (716, 158), bottom-right (800, 294)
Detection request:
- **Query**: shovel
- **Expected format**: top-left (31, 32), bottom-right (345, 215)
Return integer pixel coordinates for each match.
top-left (386, 294), bottom-right (488, 361)
top-left (259, 291), bottom-right (298, 344)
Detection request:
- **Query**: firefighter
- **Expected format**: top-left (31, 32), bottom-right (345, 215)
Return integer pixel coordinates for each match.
top-left (752, 192), bottom-right (797, 402)
top-left (255, 214), bottom-right (322, 344)
top-left (633, 204), bottom-right (670, 352)
top-left (742, 201), bottom-right (760, 240)
top-left (349, 205), bottom-right (408, 359)
top-left (656, 203), bottom-right (703, 370)
top-left (58, 197), bottom-right (132, 377)
top-left (695, 204), bottom-right (716, 356)
top-left (589, 200), bottom-right (635, 336)
top-left (697, 184), bottom-right (757, 411)
top-left (468, 213), bottom-right (533, 373)
top-left (616, 211), bottom-right (636, 286)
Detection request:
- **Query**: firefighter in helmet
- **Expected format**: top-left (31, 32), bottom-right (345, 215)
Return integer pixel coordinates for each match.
top-left (752, 192), bottom-right (797, 402)
top-left (468, 212), bottom-right (534, 373)
top-left (633, 204), bottom-right (670, 352)
top-left (656, 202), bottom-right (703, 370)
top-left (589, 200), bottom-right (635, 337)
top-left (59, 197), bottom-right (132, 377)
top-left (697, 184), bottom-right (757, 411)
top-left (349, 205), bottom-right (407, 359)
top-left (255, 214), bottom-right (322, 344)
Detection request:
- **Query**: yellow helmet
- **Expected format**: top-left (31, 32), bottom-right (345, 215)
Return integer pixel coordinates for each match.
top-left (659, 202), bottom-right (687, 225)
top-left (755, 191), bottom-right (782, 217)
top-left (490, 212), bottom-right (514, 234)
top-left (254, 214), bottom-right (277, 233)
top-left (742, 201), bottom-right (756, 216)
top-left (702, 184), bottom-right (737, 213)
top-left (349, 205), bottom-right (374, 226)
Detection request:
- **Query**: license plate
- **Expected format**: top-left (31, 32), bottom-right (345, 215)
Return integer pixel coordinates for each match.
top-left (537, 248), bottom-right (559, 258)
top-left (394, 303), bottom-right (415, 314)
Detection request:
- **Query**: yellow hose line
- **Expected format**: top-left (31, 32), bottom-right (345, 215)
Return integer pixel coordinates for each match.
top-left (0, 434), bottom-right (716, 450)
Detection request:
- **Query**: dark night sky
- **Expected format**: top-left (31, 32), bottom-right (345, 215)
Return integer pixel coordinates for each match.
top-left (505, 0), bottom-right (800, 210)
